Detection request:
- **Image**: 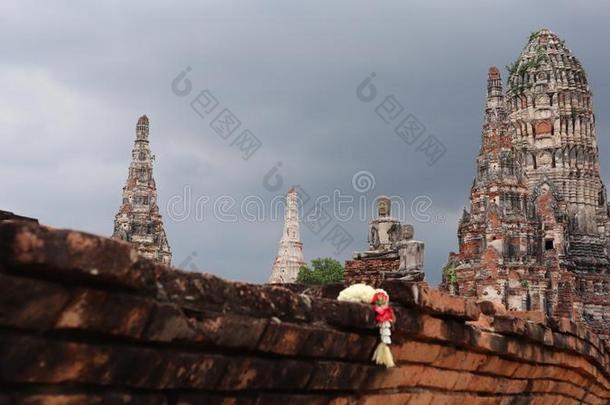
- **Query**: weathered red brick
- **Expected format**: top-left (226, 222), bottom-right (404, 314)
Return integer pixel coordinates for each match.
top-left (159, 352), bottom-right (227, 389)
top-left (142, 302), bottom-right (200, 343)
top-left (307, 362), bottom-right (379, 390)
top-left (199, 313), bottom-right (268, 350)
top-left (55, 288), bottom-right (153, 338)
top-left (217, 357), bottom-right (313, 391)
top-left (344, 257), bottom-right (400, 288)
top-left (0, 273), bottom-right (70, 330)
top-left (0, 334), bottom-right (114, 385)
top-left (0, 221), bottom-right (157, 293)
top-left (155, 270), bottom-right (313, 323)
top-left (382, 280), bottom-right (481, 321)
top-left (0, 216), bottom-right (609, 404)
top-left (310, 298), bottom-right (377, 331)
top-left (14, 394), bottom-right (167, 405)
top-left (477, 300), bottom-right (507, 316)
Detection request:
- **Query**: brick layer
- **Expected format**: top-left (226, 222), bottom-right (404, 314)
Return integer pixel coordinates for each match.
top-left (344, 257), bottom-right (400, 287)
top-left (0, 220), bottom-right (608, 404)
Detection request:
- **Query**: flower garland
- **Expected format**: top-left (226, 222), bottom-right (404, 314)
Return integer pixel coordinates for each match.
top-left (337, 284), bottom-right (396, 368)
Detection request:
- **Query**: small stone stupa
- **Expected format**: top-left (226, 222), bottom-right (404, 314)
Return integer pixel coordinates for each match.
top-left (269, 187), bottom-right (305, 283)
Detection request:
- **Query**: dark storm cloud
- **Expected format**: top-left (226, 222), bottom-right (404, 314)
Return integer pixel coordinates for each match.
top-left (2, 0), bottom-right (610, 285)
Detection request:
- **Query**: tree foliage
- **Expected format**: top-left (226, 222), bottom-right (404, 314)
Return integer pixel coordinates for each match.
top-left (297, 257), bottom-right (344, 285)
top-left (442, 263), bottom-right (458, 284)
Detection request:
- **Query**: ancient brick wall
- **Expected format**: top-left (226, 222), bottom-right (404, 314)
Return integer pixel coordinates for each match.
top-left (0, 220), bottom-right (609, 404)
top-left (0, 210), bottom-right (37, 224)
top-left (344, 257), bottom-right (400, 287)
top-left (577, 272), bottom-right (610, 339)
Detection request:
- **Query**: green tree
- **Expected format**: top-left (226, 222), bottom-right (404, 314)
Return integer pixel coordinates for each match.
top-left (442, 263), bottom-right (458, 284)
top-left (297, 257), bottom-right (344, 285)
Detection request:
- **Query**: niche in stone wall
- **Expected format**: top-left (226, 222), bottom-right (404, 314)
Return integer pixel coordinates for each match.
top-left (535, 120), bottom-right (552, 137)
top-left (538, 151), bottom-right (553, 168)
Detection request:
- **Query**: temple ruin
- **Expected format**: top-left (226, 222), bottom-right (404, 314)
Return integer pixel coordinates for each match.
top-left (269, 186), bottom-right (305, 283)
top-left (442, 29), bottom-right (610, 339)
top-left (1, 219), bottom-right (608, 403)
top-left (112, 115), bottom-right (172, 265)
top-left (1, 27), bottom-right (609, 404)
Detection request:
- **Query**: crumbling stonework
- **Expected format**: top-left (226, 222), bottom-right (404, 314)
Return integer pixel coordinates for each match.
top-left (0, 220), bottom-right (609, 403)
top-left (113, 115), bottom-right (172, 265)
top-left (443, 29), bottom-right (610, 339)
top-left (269, 186), bottom-right (305, 283)
top-left (345, 256), bottom-right (400, 287)
top-left (0, 210), bottom-right (37, 224)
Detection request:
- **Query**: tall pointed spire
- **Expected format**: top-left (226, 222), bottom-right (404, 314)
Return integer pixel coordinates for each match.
top-left (269, 187), bottom-right (305, 283)
top-left (113, 115), bottom-right (172, 265)
top-left (447, 31), bottom-right (610, 338)
top-left (507, 28), bottom-right (607, 253)
top-left (481, 67), bottom-right (511, 153)
top-left (457, 67), bottom-right (531, 268)
top-left (486, 66), bottom-right (503, 105)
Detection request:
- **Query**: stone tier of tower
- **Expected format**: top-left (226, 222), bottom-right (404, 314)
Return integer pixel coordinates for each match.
top-left (443, 30), bottom-right (610, 339)
top-left (506, 29), bottom-right (609, 264)
top-left (269, 187), bottom-right (305, 283)
top-left (113, 115), bottom-right (172, 265)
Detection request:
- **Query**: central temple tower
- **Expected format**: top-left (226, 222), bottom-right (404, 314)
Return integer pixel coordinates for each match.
top-left (506, 29), bottom-right (609, 264)
top-left (445, 30), bottom-right (610, 338)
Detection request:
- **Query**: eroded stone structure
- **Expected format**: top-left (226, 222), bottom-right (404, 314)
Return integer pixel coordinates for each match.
top-left (359, 196), bottom-right (401, 259)
top-left (0, 210), bottom-right (38, 224)
top-left (346, 196), bottom-right (424, 285)
top-left (397, 224), bottom-right (425, 281)
top-left (269, 186), bottom-right (305, 283)
top-left (1, 219), bottom-right (608, 404)
top-left (112, 115), bottom-right (172, 265)
top-left (443, 29), bottom-right (610, 339)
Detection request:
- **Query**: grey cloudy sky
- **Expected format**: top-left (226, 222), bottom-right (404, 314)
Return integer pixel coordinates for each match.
top-left (2, 1), bottom-right (610, 285)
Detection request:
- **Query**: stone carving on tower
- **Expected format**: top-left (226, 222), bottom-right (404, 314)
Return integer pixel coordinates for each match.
top-left (443, 29), bottom-right (610, 339)
top-left (269, 187), bottom-right (305, 283)
top-left (113, 115), bottom-right (172, 265)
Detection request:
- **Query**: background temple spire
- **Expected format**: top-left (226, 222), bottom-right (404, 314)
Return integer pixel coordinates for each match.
top-left (112, 115), bottom-right (172, 265)
top-left (269, 187), bottom-right (305, 283)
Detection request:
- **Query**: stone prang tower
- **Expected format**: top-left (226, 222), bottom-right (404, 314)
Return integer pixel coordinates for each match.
top-left (444, 30), bottom-right (610, 339)
top-left (508, 29), bottom-right (607, 257)
top-left (269, 187), bottom-right (305, 283)
top-left (113, 115), bottom-right (172, 265)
